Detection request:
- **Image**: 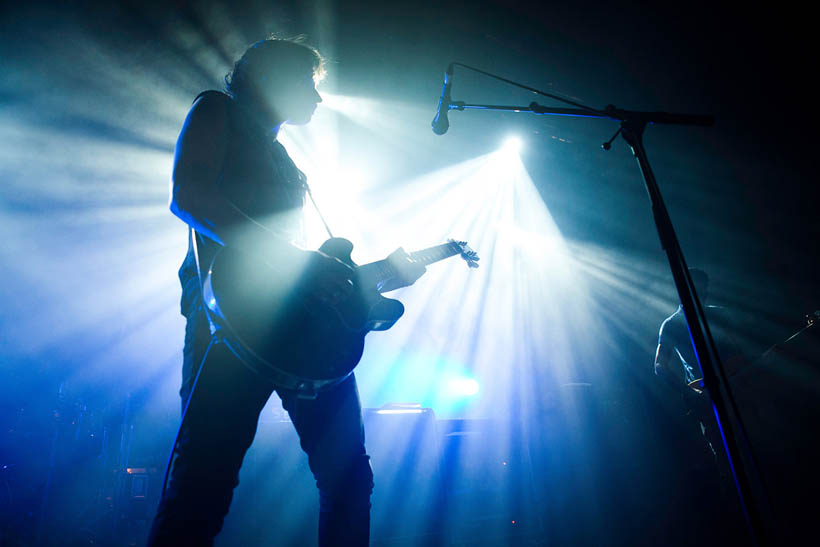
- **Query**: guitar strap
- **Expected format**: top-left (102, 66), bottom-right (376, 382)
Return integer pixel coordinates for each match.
top-left (303, 180), bottom-right (335, 239)
top-left (189, 227), bottom-right (219, 336)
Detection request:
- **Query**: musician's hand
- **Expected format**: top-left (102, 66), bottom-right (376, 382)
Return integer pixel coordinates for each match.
top-left (302, 250), bottom-right (355, 306)
top-left (381, 247), bottom-right (426, 292)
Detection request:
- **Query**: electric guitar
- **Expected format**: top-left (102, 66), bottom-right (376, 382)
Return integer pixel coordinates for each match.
top-left (202, 237), bottom-right (479, 395)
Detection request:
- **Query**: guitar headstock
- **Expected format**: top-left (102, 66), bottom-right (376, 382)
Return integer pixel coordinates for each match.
top-left (447, 239), bottom-right (480, 269)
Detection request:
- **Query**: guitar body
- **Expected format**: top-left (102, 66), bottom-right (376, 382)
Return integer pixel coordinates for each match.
top-left (202, 238), bottom-right (405, 394)
top-left (315, 238), bottom-right (406, 333)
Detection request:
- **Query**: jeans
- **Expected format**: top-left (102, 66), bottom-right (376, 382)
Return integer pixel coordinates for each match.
top-left (148, 315), bottom-right (373, 546)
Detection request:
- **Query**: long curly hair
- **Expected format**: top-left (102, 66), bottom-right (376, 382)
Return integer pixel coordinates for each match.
top-left (224, 36), bottom-right (325, 103)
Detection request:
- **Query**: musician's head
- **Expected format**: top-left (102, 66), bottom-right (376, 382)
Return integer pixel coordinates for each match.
top-left (225, 36), bottom-right (325, 127)
top-left (689, 268), bottom-right (709, 303)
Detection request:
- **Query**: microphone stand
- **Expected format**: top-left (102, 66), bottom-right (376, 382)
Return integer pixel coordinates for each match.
top-left (443, 96), bottom-right (770, 545)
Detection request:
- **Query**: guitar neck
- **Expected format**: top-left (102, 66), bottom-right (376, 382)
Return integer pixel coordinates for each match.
top-left (358, 242), bottom-right (462, 289)
top-left (408, 242), bottom-right (463, 267)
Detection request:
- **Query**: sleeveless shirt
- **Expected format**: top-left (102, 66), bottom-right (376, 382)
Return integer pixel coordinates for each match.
top-left (177, 90), bottom-right (308, 319)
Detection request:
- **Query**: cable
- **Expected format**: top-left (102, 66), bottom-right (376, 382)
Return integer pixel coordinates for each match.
top-left (451, 62), bottom-right (606, 117)
top-left (159, 336), bottom-right (217, 498)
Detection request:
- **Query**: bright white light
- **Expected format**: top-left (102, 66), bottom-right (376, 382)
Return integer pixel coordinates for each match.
top-left (501, 136), bottom-right (523, 155)
top-left (317, 92), bottom-right (351, 113)
top-left (447, 377), bottom-right (480, 397)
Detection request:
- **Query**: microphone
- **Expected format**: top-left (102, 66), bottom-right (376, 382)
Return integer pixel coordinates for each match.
top-left (431, 63), bottom-right (454, 135)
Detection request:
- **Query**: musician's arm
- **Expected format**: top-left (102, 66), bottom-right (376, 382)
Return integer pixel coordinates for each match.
top-left (654, 332), bottom-right (693, 396)
top-left (654, 341), bottom-right (676, 383)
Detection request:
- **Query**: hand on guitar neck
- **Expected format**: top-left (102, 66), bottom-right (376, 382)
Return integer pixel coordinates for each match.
top-left (376, 247), bottom-right (427, 293)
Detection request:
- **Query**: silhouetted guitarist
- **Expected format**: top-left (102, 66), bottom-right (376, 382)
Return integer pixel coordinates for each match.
top-left (148, 37), bottom-right (424, 546)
